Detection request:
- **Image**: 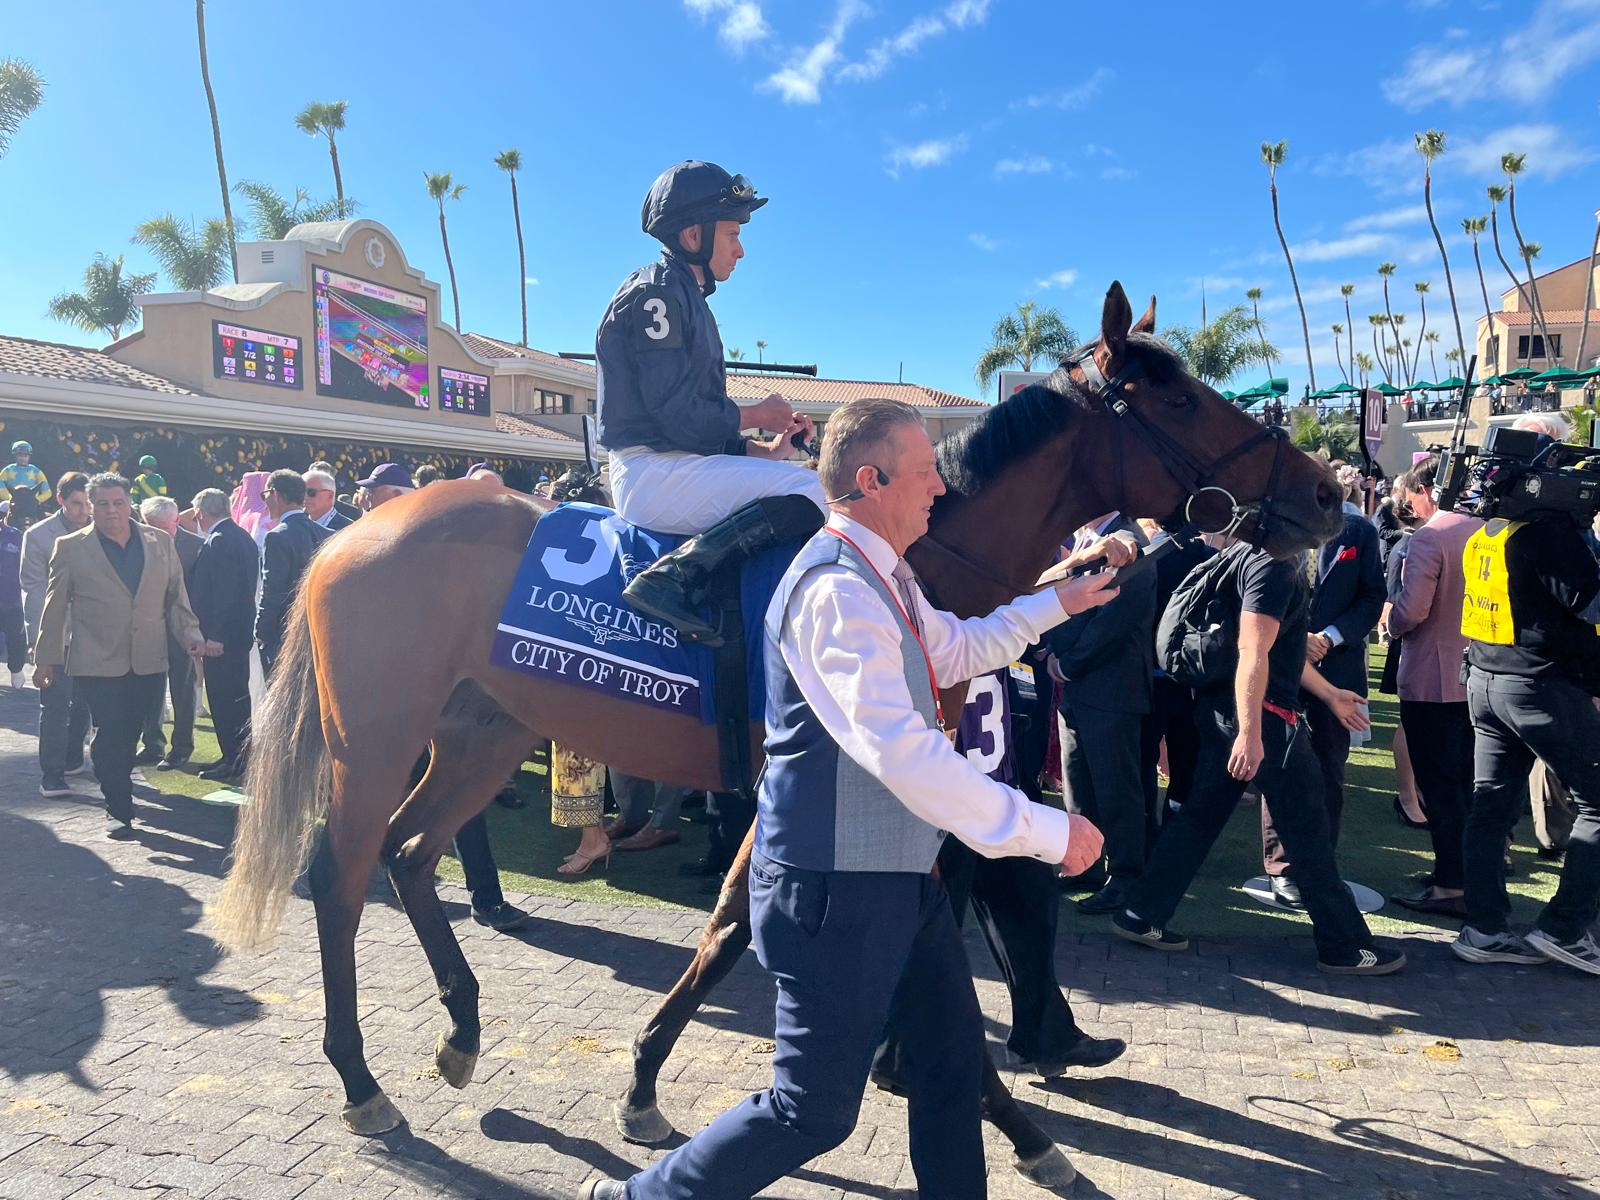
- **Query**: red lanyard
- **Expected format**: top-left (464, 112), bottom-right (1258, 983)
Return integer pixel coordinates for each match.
top-left (825, 527), bottom-right (951, 738)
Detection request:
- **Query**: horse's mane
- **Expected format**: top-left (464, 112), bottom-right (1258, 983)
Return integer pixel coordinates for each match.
top-left (937, 333), bottom-right (1185, 497)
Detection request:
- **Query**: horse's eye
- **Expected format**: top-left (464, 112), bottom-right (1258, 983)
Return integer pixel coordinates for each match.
top-left (1167, 391), bottom-right (1196, 409)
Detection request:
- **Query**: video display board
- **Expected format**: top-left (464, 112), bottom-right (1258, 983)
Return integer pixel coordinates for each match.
top-left (439, 367), bottom-right (490, 416)
top-left (313, 268), bottom-right (430, 408)
top-left (212, 321), bottom-right (302, 390)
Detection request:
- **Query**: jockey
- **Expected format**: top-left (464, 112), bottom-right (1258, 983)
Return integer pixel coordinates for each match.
top-left (0, 442), bottom-right (52, 507)
top-left (131, 455), bottom-right (168, 503)
top-left (596, 160), bottom-right (828, 641)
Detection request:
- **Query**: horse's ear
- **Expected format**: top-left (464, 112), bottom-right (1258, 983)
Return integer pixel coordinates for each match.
top-left (1132, 295), bottom-right (1157, 335)
top-left (1095, 281), bottom-right (1133, 376)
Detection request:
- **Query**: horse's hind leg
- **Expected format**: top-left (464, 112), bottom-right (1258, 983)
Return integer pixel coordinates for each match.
top-left (616, 824), bottom-right (755, 1144)
top-left (981, 1054), bottom-right (1076, 1189)
top-left (310, 760), bottom-right (406, 1136)
top-left (384, 706), bottom-right (532, 1091)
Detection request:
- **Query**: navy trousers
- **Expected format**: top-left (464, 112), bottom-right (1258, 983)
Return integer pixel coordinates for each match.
top-left (625, 852), bottom-right (986, 1199)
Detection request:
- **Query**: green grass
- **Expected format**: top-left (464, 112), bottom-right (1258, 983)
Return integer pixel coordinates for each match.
top-left (147, 652), bottom-right (1563, 937)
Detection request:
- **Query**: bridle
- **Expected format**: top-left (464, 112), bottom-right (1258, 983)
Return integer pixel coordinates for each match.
top-left (916, 338), bottom-right (1291, 596)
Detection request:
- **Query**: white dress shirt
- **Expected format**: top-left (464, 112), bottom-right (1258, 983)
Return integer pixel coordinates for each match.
top-left (776, 511), bottom-right (1074, 864)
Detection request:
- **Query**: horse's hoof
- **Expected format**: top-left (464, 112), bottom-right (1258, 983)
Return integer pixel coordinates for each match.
top-left (436, 1033), bottom-right (478, 1090)
top-left (615, 1100), bottom-right (675, 1145)
top-left (1014, 1146), bottom-right (1077, 1190)
top-left (341, 1092), bottom-right (404, 1137)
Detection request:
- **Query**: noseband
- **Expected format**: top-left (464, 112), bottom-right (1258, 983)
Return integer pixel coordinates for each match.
top-left (1066, 342), bottom-right (1289, 548)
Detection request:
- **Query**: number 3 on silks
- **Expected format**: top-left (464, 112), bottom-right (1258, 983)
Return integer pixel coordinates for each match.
top-left (633, 288), bottom-right (685, 351)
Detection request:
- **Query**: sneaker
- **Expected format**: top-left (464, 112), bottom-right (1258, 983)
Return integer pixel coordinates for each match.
top-left (1318, 945), bottom-right (1407, 976)
top-left (577, 1182), bottom-right (626, 1200)
top-left (105, 815), bottom-right (135, 840)
top-left (1452, 925), bottom-right (1548, 965)
top-left (1526, 929), bottom-right (1600, 976)
top-left (39, 774), bottom-right (71, 797)
top-left (471, 902), bottom-right (529, 932)
top-left (1112, 910), bottom-right (1189, 952)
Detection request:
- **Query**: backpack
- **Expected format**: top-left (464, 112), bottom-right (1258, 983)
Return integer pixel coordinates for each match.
top-left (1156, 543), bottom-right (1250, 689)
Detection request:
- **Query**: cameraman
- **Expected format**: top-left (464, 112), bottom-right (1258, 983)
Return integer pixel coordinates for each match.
top-left (1454, 475), bottom-right (1600, 974)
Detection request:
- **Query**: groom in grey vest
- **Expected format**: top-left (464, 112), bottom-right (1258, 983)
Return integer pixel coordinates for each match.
top-left (581, 398), bottom-right (1133, 1200)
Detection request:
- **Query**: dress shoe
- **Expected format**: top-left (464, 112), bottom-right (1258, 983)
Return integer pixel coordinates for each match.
top-left (1058, 865), bottom-right (1107, 894)
top-left (105, 815), bottom-right (135, 840)
top-left (1269, 876), bottom-right (1305, 910)
top-left (198, 760), bottom-right (241, 782)
top-left (133, 748), bottom-right (162, 767)
top-left (613, 826), bottom-right (681, 853)
top-left (1076, 881), bottom-right (1128, 916)
top-left (604, 818), bottom-right (646, 841)
top-left (1390, 888), bottom-right (1467, 917)
top-left (1392, 795), bottom-right (1429, 830)
top-left (471, 902), bottom-right (530, 932)
top-left (678, 855), bottom-right (732, 878)
top-left (1035, 1035), bottom-right (1127, 1076)
top-left (156, 754), bottom-right (189, 771)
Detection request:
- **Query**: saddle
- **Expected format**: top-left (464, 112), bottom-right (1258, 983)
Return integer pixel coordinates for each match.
top-left (490, 503), bottom-right (799, 795)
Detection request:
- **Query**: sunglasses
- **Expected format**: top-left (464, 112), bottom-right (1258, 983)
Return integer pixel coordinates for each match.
top-left (305, 487), bottom-right (327, 496)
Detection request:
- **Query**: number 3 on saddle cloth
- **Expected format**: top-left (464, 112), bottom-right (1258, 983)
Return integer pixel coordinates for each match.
top-left (489, 502), bottom-right (796, 793)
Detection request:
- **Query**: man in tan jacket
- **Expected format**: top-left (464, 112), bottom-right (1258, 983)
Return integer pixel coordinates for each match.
top-left (35, 473), bottom-right (205, 837)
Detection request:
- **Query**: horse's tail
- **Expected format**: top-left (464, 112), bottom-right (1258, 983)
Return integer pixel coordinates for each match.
top-left (212, 584), bottom-right (331, 952)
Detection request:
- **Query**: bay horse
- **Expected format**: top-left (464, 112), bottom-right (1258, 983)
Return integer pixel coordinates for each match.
top-left (213, 283), bottom-right (1342, 1179)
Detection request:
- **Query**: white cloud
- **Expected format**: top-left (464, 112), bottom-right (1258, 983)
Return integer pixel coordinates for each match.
top-left (523, 276), bottom-right (540, 286)
top-left (1311, 123), bottom-right (1596, 198)
top-left (969, 232), bottom-right (1001, 251)
top-left (1035, 268), bottom-right (1078, 290)
top-left (1083, 142), bottom-right (1116, 158)
top-left (1384, 0), bottom-right (1600, 109)
top-left (885, 135), bottom-right (966, 176)
top-left (763, 1), bottom-right (864, 104)
top-left (1017, 68), bottom-right (1113, 111)
top-left (1344, 204), bottom-right (1429, 232)
top-left (995, 154), bottom-right (1054, 176)
top-left (837, 0), bottom-right (993, 85)
top-left (1099, 165), bottom-right (1137, 182)
top-left (684, 0), bottom-right (771, 53)
top-left (1288, 232), bottom-right (1439, 265)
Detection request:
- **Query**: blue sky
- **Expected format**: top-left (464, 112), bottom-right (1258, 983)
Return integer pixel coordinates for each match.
top-left (4, 0), bottom-right (1599, 400)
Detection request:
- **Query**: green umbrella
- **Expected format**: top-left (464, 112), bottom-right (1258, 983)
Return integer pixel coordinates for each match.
top-left (1376, 382), bottom-right (1406, 396)
top-left (1501, 366), bottom-right (1538, 381)
top-left (1327, 381), bottom-right (1360, 394)
top-left (1408, 380), bottom-right (1436, 391)
top-left (1430, 375), bottom-right (1467, 390)
top-left (1219, 390), bottom-right (1237, 401)
top-left (1482, 374), bottom-right (1504, 386)
top-left (1265, 376), bottom-right (1289, 394)
top-left (1531, 366), bottom-right (1583, 385)
top-left (1306, 389), bottom-right (1336, 401)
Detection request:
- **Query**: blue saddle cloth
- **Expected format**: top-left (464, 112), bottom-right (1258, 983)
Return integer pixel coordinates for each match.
top-left (489, 502), bottom-right (794, 724)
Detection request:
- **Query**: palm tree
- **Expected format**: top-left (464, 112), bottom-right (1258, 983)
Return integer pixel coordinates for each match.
top-left (47, 253), bottom-right (155, 341)
top-left (1246, 287), bottom-right (1274, 369)
top-left (1341, 283), bottom-right (1357, 381)
top-left (1425, 329), bottom-right (1441, 381)
top-left (1416, 130), bottom-right (1467, 370)
top-left (1578, 208), bottom-right (1600, 371)
top-left (1261, 140), bottom-right (1316, 389)
top-left (1462, 216), bottom-right (1495, 369)
top-left (975, 301), bottom-right (1079, 388)
top-left (727, 347), bottom-right (745, 361)
top-left (493, 148), bottom-right (529, 346)
top-left (295, 100), bottom-right (350, 217)
top-left (424, 171), bottom-right (467, 332)
top-left (1354, 351), bottom-right (1375, 389)
top-left (1392, 312), bottom-right (1410, 381)
top-left (132, 214), bottom-right (232, 290)
top-left (1163, 304), bottom-right (1275, 387)
top-left (756, 339), bottom-right (769, 363)
top-left (0, 58), bottom-right (44, 158)
top-left (233, 181), bottom-right (343, 240)
top-left (1289, 405), bottom-right (1357, 459)
top-left (195, 0), bottom-right (238, 283)
top-left (1331, 324), bottom-right (1348, 382)
top-left (1368, 314), bottom-right (1394, 384)
top-left (1413, 281), bottom-right (1431, 374)
top-left (1522, 242), bottom-right (1552, 362)
top-left (1377, 262), bottom-right (1400, 376)
top-left (1488, 184), bottom-right (1537, 366)
top-left (1502, 153), bottom-right (1556, 358)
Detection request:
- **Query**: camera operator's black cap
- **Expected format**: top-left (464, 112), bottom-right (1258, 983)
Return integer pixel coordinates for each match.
top-left (641, 161), bottom-right (767, 243)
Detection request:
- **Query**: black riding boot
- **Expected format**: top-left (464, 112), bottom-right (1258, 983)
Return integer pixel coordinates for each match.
top-left (622, 495), bottom-right (825, 644)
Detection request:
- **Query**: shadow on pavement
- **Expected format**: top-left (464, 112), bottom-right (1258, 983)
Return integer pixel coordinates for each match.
top-left (0, 809), bottom-right (262, 1088)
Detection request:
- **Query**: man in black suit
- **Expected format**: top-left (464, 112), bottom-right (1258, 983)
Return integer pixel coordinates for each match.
top-left (1141, 532), bottom-right (1217, 839)
top-left (137, 496), bottom-right (205, 768)
top-left (304, 467), bottom-right (354, 531)
top-left (1261, 495), bottom-right (1385, 905)
top-left (190, 488), bottom-right (260, 780)
top-left (256, 469), bottom-right (331, 679)
top-left (1046, 513), bottom-right (1156, 914)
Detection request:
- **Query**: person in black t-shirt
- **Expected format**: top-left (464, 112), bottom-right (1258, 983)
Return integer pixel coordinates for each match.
top-left (1115, 544), bottom-right (1407, 975)
top-left (1455, 515), bottom-right (1600, 974)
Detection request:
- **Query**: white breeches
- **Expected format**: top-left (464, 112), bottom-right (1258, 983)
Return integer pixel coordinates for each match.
top-left (608, 447), bottom-right (828, 536)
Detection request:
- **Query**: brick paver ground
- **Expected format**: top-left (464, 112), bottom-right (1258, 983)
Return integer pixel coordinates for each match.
top-left (2, 686), bottom-right (1598, 1200)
